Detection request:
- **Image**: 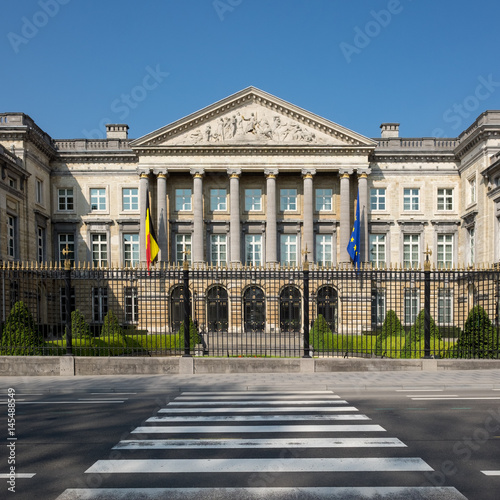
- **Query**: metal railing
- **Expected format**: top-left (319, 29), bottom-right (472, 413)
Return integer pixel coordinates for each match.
top-left (0, 261), bottom-right (499, 359)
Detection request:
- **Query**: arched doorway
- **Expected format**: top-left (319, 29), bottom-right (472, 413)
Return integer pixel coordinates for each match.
top-left (243, 285), bottom-right (265, 333)
top-left (316, 286), bottom-right (338, 332)
top-left (170, 285), bottom-right (191, 333)
top-left (280, 285), bottom-right (301, 333)
top-left (206, 286), bottom-right (228, 333)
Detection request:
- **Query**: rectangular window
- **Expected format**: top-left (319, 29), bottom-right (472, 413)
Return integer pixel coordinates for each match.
top-left (404, 288), bottom-right (420, 325)
top-left (370, 188), bottom-right (386, 211)
top-left (211, 234), bottom-right (227, 266)
top-left (315, 234), bottom-right (332, 266)
top-left (36, 179), bottom-right (43, 204)
top-left (7, 215), bottom-right (16, 258)
top-left (175, 234), bottom-right (192, 264)
top-left (245, 234), bottom-right (262, 266)
top-left (371, 288), bottom-right (386, 326)
top-left (91, 234), bottom-right (108, 268)
top-left (123, 233), bottom-right (139, 267)
top-left (437, 188), bottom-right (453, 211)
top-left (175, 189), bottom-right (192, 211)
top-left (280, 234), bottom-right (297, 265)
top-left (403, 234), bottom-right (420, 269)
top-left (8, 177), bottom-right (17, 189)
top-left (58, 233), bottom-right (75, 266)
top-left (58, 188), bottom-right (74, 211)
top-left (210, 189), bottom-right (227, 211)
top-left (280, 189), bottom-right (297, 211)
top-left (438, 289), bottom-right (453, 325)
top-left (122, 188), bottom-right (138, 211)
top-left (315, 189), bottom-right (332, 212)
top-left (369, 234), bottom-right (386, 268)
top-left (437, 234), bottom-right (454, 269)
top-left (245, 189), bottom-right (262, 211)
top-left (469, 227), bottom-right (475, 265)
top-left (90, 188), bottom-right (106, 211)
top-left (37, 226), bottom-right (45, 264)
top-left (92, 287), bottom-right (108, 323)
top-left (469, 177), bottom-right (476, 204)
top-left (125, 287), bottom-right (138, 323)
top-left (403, 188), bottom-right (420, 211)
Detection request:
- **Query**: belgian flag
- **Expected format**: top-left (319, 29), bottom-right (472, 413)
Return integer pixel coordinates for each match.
top-left (145, 191), bottom-right (159, 272)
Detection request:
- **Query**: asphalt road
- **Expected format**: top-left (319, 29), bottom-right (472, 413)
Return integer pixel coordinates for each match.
top-left (0, 371), bottom-right (499, 499)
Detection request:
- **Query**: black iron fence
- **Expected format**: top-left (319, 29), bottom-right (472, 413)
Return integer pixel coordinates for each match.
top-left (0, 262), bottom-right (499, 359)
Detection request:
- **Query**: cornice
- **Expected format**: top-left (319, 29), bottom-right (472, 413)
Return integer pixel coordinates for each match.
top-left (56, 153), bottom-right (138, 163)
top-left (132, 145), bottom-right (374, 156)
top-left (455, 129), bottom-right (500, 160)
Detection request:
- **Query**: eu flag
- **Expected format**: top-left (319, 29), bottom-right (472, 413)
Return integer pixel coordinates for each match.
top-left (347, 190), bottom-right (361, 268)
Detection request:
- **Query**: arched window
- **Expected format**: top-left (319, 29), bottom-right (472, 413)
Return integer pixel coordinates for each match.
top-left (207, 286), bottom-right (228, 333)
top-left (243, 286), bottom-right (265, 333)
top-left (170, 285), bottom-right (191, 333)
top-left (280, 285), bottom-right (301, 333)
top-left (317, 286), bottom-right (338, 332)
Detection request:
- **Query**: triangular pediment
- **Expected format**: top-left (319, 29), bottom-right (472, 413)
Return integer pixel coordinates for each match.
top-left (131, 87), bottom-right (376, 149)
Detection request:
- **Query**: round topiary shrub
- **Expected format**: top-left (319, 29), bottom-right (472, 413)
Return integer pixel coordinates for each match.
top-left (0, 301), bottom-right (44, 355)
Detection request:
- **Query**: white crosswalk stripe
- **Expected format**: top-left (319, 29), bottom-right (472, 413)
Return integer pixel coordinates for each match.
top-left (56, 390), bottom-right (468, 499)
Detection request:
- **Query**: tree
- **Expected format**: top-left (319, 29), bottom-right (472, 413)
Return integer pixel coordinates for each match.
top-left (310, 314), bottom-right (332, 351)
top-left (0, 301), bottom-right (44, 355)
top-left (455, 306), bottom-right (498, 359)
top-left (374, 310), bottom-right (405, 356)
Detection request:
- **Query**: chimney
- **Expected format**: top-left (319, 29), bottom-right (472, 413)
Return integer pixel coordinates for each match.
top-left (380, 123), bottom-right (400, 138)
top-left (106, 124), bottom-right (129, 139)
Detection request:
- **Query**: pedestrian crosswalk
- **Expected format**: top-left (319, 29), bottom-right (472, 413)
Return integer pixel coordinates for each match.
top-left (56, 390), bottom-right (468, 500)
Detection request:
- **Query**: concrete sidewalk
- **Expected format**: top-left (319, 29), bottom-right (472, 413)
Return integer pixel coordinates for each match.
top-left (1, 369), bottom-right (500, 393)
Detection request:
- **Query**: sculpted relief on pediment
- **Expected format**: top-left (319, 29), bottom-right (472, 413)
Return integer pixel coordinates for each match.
top-left (169, 107), bottom-right (344, 146)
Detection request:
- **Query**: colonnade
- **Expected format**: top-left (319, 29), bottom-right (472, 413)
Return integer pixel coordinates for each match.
top-left (139, 169), bottom-right (369, 265)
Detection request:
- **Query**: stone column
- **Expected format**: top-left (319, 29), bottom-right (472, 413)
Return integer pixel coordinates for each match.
top-left (229, 170), bottom-right (241, 264)
top-left (139, 172), bottom-right (149, 264)
top-left (191, 170), bottom-right (204, 264)
top-left (156, 171), bottom-right (168, 262)
top-left (339, 171), bottom-right (352, 263)
top-left (358, 171), bottom-right (369, 263)
top-left (302, 169), bottom-right (315, 263)
top-left (265, 169), bottom-right (278, 263)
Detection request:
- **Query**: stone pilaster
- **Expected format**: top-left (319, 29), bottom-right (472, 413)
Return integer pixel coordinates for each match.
top-left (191, 169), bottom-right (204, 264)
top-left (339, 170), bottom-right (352, 263)
top-left (358, 171), bottom-right (369, 263)
top-left (156, 171), bottom-right (168, 262)
top-left (229, 170), bottom-right (241, 263)
top-left (265, 169), bottom-right (278, 263)
top-left (302, 169), bottom-right (316, 263)
top-left (139, 172), bottom-right (149, 263)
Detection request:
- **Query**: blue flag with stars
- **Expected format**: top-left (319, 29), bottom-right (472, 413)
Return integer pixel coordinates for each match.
top-left (347, 190), bottom-right (361, 268)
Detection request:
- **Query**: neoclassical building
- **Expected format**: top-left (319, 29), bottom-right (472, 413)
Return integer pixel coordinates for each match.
top-left (1, 87), bottom-right (500, 269)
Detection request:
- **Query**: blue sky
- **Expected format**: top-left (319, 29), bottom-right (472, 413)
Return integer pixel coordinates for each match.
top-left (2, 0), bottom-right (500, 140)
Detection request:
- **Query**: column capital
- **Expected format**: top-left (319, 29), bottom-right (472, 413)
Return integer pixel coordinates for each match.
top-left (357, 169), bottom-right (371, 179)
top-left (265, 169), bottom-right (279, 178)
top-left (155, 170), bottom-right (168, 178)
top-left (339, 169), bottom-right (353, 178)
top-left (301, 168), bottom-right (316, 178)
top-left (139, 172), bottom-right (149, 179)
top-left (228, 168), bottom-right (242, 178)
top-left (190, 168), bottom-right (205, 178)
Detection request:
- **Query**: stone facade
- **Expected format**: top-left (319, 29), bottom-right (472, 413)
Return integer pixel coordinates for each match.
top-left (1, 87), bottom-right (500, 269)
